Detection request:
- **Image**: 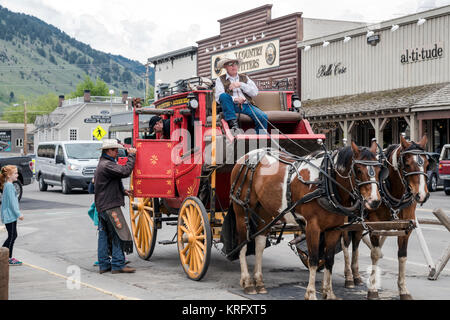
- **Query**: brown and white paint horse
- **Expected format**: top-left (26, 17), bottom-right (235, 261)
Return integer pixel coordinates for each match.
top-left (341, 135), bottom-right (430, 300)
top-left (230, 141), bottom-right (382, 299)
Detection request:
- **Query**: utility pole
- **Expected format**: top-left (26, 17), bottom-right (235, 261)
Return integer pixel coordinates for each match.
top-left (145, 62), bottom-right (150, 102)
top-left (23, 101), bottom-right (28, 155)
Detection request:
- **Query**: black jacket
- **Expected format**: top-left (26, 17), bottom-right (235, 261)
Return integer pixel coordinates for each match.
top-left (94, 153), bottom-right (136, 212)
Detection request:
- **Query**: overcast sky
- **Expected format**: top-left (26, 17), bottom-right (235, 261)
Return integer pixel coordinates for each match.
top-left (1, 0), bottom-right (449, 64)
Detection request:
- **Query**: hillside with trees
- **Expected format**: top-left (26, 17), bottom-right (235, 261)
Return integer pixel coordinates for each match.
top-left (0, 5), bottom-right (154, 114)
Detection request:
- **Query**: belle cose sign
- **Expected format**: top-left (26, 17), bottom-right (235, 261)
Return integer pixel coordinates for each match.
top-left (401, 43), bottom-right (444, 64)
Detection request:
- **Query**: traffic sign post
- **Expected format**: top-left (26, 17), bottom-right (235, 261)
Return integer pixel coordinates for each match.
top-left (92, 125), bottom-right (107, 140)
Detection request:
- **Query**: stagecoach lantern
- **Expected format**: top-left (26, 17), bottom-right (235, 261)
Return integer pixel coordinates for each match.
top-left (187, 92), bottom-right (199, 109)
top-left (292, 93), bottom-right (302, 110)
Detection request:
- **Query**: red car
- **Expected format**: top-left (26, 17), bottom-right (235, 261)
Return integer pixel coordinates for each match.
top-left (439, 144), bottom-right (450, 195)
top-left (117, 143), bottom-right (131, 166)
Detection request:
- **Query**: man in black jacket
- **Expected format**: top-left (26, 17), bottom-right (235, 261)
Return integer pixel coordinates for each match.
top-left (94, 139), bottom-right (137, 274)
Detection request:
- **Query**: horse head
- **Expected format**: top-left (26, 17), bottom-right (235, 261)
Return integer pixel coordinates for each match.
top-left (393, 135), bottom-right (430, 204)
top-left (351, 141), bottom-right (383, 210)
top-left (336, 141), bottom-right (382, 210)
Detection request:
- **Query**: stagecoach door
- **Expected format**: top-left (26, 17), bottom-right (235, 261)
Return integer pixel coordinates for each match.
top-left (132, 139), bottom-right (175, 198)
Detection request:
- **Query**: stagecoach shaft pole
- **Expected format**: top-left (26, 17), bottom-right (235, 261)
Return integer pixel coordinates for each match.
top-left (414, 217), bottom-right (435, 274)
top-left (210, 99), bottom-right (217, 223)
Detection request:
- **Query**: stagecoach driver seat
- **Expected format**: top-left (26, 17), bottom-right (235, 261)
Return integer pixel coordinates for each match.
top-left (214, 55), bottom-right (268, 134)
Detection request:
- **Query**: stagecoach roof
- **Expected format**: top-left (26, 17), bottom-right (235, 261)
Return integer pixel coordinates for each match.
top-left (302, 82), bottom-right (449, 119)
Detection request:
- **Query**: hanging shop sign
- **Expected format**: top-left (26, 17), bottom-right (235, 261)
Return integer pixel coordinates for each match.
top-left (211, 38), bottom-right (280, 78)
top-left (0, 130), bottom-right (12, 152)
top-left (401, 43), bottom-right (444, 64)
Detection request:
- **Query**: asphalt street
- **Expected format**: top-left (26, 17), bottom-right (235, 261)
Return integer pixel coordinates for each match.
top-left (2, 179), bottom-right (450, 300)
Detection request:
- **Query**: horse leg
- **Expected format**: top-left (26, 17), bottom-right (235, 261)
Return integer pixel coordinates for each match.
top-left (367, 235), bottom-right (382, 300)
top-left (305, 224), bottom-right (320, 300)
top-left (253, 235), bottom-right (268, 294)
top-left (239, 244), bottom-right (257, 294)
top-left (322, 230), bottom-right (341, 300)
top-left (341, 232), bottom-right (354, 288)
top-left (351, 231), bottom-right (364, 286)
top-left (398, 235), bottom-right (413, 300)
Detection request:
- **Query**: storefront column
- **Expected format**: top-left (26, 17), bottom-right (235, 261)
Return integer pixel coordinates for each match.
top-left (404, 114), bottom-right (418, 141)
top-left (339, 120), bottom-right (355, 146)
top-left (369, 118), bottom-right (381, 146)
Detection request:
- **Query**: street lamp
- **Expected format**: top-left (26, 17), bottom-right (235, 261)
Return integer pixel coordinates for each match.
top-left (109, 89), bottom-right (114, 116)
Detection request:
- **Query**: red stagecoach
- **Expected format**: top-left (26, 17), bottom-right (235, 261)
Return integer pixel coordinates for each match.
top-left (128, 77), bottom-right (325, 280)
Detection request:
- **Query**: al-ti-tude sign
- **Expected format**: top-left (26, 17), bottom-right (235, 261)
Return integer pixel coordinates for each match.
top-left (211, 39), bottom-right (280, 78)
top-left (401, 43), bottom-right (444, 64)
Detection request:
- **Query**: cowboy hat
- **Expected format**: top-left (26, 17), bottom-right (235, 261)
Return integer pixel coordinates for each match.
top-left (217, 55), bottom-right (243, 69)
top-left (99, 139), bottom-right (125, 150)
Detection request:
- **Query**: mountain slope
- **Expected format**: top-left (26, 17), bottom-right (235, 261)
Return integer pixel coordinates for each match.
top-left (0, 5), bottom-right (154, 110)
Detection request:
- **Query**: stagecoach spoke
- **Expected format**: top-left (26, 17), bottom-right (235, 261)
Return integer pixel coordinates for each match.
top-left (195, 235), bottom-right (205, 241)
top-left (196, 240), bottom-right (206, 252)
top-left (181, 215), bottom-right (191, 230)
top-left (180, 244), bottom-right (189, 256)
top-left (195, 224), bottom-right (204, 236)
top-left (180, 225), bottom-right (189, 235)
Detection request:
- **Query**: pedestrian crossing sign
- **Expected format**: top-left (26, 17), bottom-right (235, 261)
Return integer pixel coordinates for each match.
top-left (93, 125), bottom-right (107, 140)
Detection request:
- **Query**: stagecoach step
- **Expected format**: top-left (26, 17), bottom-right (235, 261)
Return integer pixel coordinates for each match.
top-left (165, 222), bottom-right (178, 226)
top-left (158, 240), bottom-right (177, 245)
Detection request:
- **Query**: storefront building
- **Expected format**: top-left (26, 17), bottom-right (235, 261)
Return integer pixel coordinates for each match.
top-left (148, 46), bottom-right (198, 100)
top-left (197, 4), bottom-right (365, 89)
top-left (298, 5), bottom-right (450, 152)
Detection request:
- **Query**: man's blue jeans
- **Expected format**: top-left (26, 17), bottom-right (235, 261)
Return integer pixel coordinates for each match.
top-left (98, 211), bottom-right (125, 271)
top-left (219, 93), bottom-right (268, 134)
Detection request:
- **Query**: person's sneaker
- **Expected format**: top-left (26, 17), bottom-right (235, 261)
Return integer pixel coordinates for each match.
top-left (9, 258), bottom-right (23, 266)
top-left (93, 261), bottom-right (99, 266)
top-left (125, 259), bottom-right (131, 265)
top-left (111, 266), bottom-right (136, 274)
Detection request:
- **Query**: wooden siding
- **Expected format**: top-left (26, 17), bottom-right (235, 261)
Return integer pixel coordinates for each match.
top-left (197, 5), bottom-right (301, 89)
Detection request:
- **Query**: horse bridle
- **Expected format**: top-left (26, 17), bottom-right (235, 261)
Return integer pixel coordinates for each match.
top-left (397, 149), bottom-right (429, 192)
top-left (350, 159), bottom-right (384, 189)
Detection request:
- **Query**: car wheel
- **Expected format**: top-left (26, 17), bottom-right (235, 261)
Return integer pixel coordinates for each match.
top-left (445, 189), bottom-right (450, 196)
top-left (39, 175), bottom-right (48, 191)
top-left (62, 177), bottom-right (71, 194)
top-left (428, 174), bottom-right (437, 192)
top-left (13, 181), bottom-right (23, 202)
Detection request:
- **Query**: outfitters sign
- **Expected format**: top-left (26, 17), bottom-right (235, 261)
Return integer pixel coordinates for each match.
top-left (401, 43), bottom-right (444, 64)
top-left (211, 39), bottom-right (280, 78)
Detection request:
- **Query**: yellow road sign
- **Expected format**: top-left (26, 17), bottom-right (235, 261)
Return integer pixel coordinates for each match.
top-left (93, 125), bottom-right (107, 140)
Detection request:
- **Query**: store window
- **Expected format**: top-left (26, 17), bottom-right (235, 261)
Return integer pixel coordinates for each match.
top-left (15, 138), bottom-right (23, 147)
top-left (69, 128), bottom-right (78, 140)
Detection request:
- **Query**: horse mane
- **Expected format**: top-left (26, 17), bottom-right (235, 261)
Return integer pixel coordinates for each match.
top-left (335, 146), bottom-right (375, 172)
top-left (385, 142), bottom-right (425, 159)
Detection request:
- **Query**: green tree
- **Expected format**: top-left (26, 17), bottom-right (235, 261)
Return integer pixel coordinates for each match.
top-left (67, 76), bottom-right (109, 98)
top-left (146, 85), bottom-right (154, 105)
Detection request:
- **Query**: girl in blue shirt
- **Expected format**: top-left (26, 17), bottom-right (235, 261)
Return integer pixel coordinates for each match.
top-left (1, 165), bottom-right (24, 266)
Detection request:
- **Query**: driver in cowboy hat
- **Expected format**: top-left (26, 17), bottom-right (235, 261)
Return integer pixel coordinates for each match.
top-left (214, 55), bottom-right (268, 134)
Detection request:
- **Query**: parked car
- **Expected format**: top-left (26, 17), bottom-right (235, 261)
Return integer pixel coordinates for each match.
top-left (35, 140), bottom-right (102, 194)
top-left (439, 144), bottom-right (450, 195)
top-left (0, 155), bottom-right (35, 201)
top-left (426, 152), bottom-right (442, 192)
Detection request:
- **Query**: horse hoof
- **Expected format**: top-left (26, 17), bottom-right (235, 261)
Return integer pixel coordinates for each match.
top-left (256, 286), bottom-right (268, 294)
top-left (400, 294), bottom-right (413, 300)
top-left (345, 280), bottom-right (355, 289)
top-left (367, 291), bottom-right (379, 300)
top-left (353, 277), bottom-right (364, 286)
top-left (244, 286), bottom-right (257, 295)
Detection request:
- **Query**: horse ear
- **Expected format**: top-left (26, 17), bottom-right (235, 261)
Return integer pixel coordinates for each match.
top-left (370, 140), bottom-right (377, 154)
top-left (351, 141), bottom-right (360, 156)
top-left (418, 135), bottom-right (428, 148)
top-left (400, 135), bottom-right (410, 149)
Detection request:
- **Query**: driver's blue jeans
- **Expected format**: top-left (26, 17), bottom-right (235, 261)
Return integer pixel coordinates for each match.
top-left (219, 93), bottom-right (268, 134)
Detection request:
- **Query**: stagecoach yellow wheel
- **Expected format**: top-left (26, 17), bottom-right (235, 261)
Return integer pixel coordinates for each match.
top-left (129, 195), bottom-right (157, 260)
top-left (177, 196), bottom-right (212, 281)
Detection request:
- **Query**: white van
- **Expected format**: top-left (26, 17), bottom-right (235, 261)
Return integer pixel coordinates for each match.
top-left (36, 140), bottom-right (102, 194)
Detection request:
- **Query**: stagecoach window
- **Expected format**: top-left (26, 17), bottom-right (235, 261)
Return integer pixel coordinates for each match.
top-left (65, 143), bottom-right (102, 159)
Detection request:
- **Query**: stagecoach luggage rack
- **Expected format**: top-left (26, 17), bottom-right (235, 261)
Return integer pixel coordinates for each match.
top-left (158, 77), bottom-right (214, 98)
